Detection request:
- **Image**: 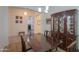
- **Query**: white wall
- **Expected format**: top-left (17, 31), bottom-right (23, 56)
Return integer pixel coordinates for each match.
top-left (41, 13), bottom-right (51, 34)
top-left (0, 6), bottom-right (8, 51)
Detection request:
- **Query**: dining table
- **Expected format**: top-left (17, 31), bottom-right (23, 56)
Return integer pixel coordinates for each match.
top-left (24, 33), bottom-right (62, 52)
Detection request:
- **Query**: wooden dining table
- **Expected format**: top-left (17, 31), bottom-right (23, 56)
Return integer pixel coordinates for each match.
top-left (24, 33), bottom-right (62, 52)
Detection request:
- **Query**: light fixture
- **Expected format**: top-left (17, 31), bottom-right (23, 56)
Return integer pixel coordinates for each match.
top-left (24, 12), bottom-right (27, 15)
top-left (45, 10), bottom-right (48, 13)
top-left (38, 7), bottom-right (41, 12)
top-left (27, 37), bottom-right (30, 42)
top-left (37, 6), bottom-right (49, 13)
top-left (46, 6), bottom-right (49, 11)
top-left (45, 6), bottom-right (49, 13)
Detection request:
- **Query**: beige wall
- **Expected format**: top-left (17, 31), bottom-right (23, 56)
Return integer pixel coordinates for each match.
top-left (35, 15), bottom-right (41, 33)
top-left (8, 7), bottom-right (41, 36)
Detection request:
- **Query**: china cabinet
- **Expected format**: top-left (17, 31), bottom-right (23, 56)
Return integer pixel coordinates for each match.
top-left (51, 9), bottom-right (77, 51)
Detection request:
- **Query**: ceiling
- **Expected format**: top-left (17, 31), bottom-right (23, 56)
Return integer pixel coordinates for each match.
top-left (16, 6), bottom-right (79, 18)
top-left (19, 6), bottom-right (79, 13)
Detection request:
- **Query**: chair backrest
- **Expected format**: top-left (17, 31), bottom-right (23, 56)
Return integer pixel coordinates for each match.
top-left (18, 32), bottom-right (25, 36)
top-left (67, 40), bottom-right (76, 52)
top-left (44, 31), bottom-right (51, 37)
top-left (18, 32), bottom-right (26, 52)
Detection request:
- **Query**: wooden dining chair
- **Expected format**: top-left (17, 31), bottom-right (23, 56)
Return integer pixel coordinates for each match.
top-left (67, 40), bottom-right (76, 52)
top-left (18, 31), bottom-right (26, 52)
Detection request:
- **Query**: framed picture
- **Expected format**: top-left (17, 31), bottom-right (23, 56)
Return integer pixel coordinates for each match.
top-left (16, 16), bottom-right (19, 19)
top-left (15, 16), bottom-right (23, 24)
top-left (20, 16), bottom-right (22, 19)
top-left (16, 20), bottom-right (18, 23)
top-left (20, 20), bottom-right (22, 23)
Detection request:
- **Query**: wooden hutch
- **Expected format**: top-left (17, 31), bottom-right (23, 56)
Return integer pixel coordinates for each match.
top-left (50, 9), bottom-right (77, 51)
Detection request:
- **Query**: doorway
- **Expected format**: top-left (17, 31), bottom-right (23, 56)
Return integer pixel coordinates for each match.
top-left (27, 16), bottom-right (34, 36)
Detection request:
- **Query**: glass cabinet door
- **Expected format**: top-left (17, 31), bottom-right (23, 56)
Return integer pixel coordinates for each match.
top-left (51, 17), bottom-right (53, 31)
top-left (53, 17), bottom-right (58, 32)
top-left (67, 15), bottom-right (74, 34)
top-left (59, 16), bottom-right (64, 33)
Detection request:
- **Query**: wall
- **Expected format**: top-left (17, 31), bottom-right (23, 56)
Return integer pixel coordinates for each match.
top-left (41, 12), bottom-right (51, 34)
top-left (35, 15), bottom-right (41, 33)
top-left (0, 6), bottom-right (8, 51)
top-left (8, 7), bottom-right (41, 37)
